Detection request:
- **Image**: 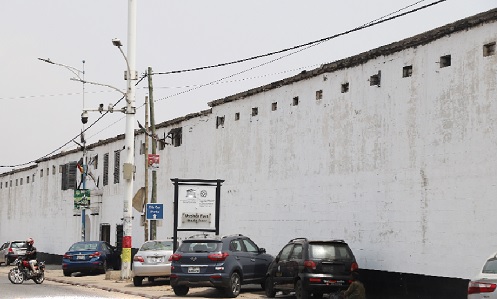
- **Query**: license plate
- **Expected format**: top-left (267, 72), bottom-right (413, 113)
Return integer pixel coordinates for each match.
top-left (77, 255), bottom-right (85, 260)
top-left (152, 257), bottom-right (163, 263)
top-left (188, 266), bottom-right (200, 273)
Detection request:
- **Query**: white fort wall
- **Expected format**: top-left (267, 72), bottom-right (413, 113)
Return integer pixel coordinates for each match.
top-left (1, 10), bottom-right (497, 280)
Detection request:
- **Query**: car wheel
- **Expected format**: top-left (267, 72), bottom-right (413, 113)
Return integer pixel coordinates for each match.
top-left (63, 270), bottom-right (72, 277)
top-left (265, 276), bottom-right (277, 298)
top-left (295, 280), bottom-right (309, 299)
top-left (173, 285), bottom-right (189, 296)
top-left (100, 261), bottom-right (107, 274)
top-left (225, 272), bottom-right (241, 298)
top-left (133, 276), bottom-right (144, 286)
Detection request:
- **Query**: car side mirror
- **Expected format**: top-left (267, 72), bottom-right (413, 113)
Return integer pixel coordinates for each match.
top-left (259, 248), bottom-right (266, 254)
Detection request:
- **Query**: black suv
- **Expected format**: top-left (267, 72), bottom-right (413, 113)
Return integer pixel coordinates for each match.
top-left (169, 234), bottom-right (274, 297)
top-left (265, 238), bottom-right (358, 299)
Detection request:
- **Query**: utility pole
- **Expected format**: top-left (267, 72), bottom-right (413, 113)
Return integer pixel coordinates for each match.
top-left (144, 95), bottom-right (149, 242)
top-left (148, 67), bottom-right (158, 240)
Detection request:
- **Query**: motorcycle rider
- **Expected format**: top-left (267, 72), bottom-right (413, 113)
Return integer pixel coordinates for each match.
top-left (25, 238), bottom-right (38, 274)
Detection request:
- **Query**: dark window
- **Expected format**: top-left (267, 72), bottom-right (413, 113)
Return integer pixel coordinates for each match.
top-left (440, 55), bottom-right (451, 68)
top-left (92, 155), bottom-right (99, 169)
top-left (20, 178), bottom-right (23, 186)
top-left (103, 153), bottom-right (109, 186)
top-left (370, 71), bottom-right (381, 86)
top-left (272, 102), bottom-right (277, 111)
top-left (235, 113), bottom-right (240, 121)
top-left (169, 127), bottom-right (182, 147)
top-left (403, 65), bottom-right (413, 77)
top-left (341, 82), bottom-right (349, 93)
top-left (113, 150), bottom-right (121, 184)
top-left (40, 169), bottom-right (43, 178)
top-left (216, 116), bottom-right (225, 129)
top-left (61, 161), bottom-right (77, 190)
top-left (27, 176), bottom-right (29, 184)
top-left (484, 42), bottom-right (496, 57)
top-left (316, 90), bottom-right (323, 100)
top-left (252, 107), bottom-right (258, 116)
top-left (293, 96), bottom-right (299, 106)
top-left (100, 223), bottom-right (111, 243)
top-left (140, 141), bottom-right (145, 155)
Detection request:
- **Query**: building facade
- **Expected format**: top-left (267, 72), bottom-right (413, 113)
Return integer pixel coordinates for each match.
top-left (1, 8), bottom-right (497, 289)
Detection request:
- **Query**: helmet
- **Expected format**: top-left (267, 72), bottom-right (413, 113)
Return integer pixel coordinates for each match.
top-left (26, 238), bottom-right (34, 245)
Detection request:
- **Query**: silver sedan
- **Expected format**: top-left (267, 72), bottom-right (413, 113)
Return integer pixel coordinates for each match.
top-left (468, 252), bottom-right (497, 298)
top-left (132, 240), bottom-right (174, 286)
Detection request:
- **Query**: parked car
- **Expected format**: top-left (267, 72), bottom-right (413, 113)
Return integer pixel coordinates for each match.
top-left (468, 251), bottom-right (497, 298)
top-left (0, 241), bottom-right (27, 266)
top-left (62, 241), bottom-right (119, 276)
top-left (132, 240), bottom-right (175, 286)
top-left (265, 238), bottom-right (358, 299)
top-left (169, 234), bottom-right (274, 297)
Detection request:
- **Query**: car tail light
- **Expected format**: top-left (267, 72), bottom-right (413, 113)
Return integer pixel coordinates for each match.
top-left (208, 252), bottom-right (229, 261)
top-left (8, 248), bottom-right (13, 253)
top-left (89, 251), bottom-right (101, 258)
top-left (63, 253), bottom-right (72, 259)
top-left (169, 253), bottom-right (182, 261)
top-left (351, 262), bottom-right (358, 272)
top-left (304, 260), bottom-right (316, 270)
top-left (133, 255), bottom-right (144, 263)
top-left (468, 281), bottom-right (497, 294)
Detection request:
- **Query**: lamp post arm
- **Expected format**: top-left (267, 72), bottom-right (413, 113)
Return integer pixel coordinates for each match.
top-left (70, 78), bottom-right (126, 97)
top-left (38, 58), bottom-right (84, 80)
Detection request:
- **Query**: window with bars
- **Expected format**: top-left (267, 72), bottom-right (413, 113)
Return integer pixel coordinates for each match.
top-left (103, 153), bottom-right (109, 186)
top-left (61, 161), bottom-right (77, 190)
top-left (113, 150), bottom-right (121, 184)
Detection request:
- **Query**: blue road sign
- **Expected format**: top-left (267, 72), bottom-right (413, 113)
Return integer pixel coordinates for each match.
top-left (146, 203), bottom-right (164, 220)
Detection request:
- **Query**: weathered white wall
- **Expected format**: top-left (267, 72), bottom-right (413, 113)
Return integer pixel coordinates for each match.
top-left (1, 16), bottom-right (496, 280)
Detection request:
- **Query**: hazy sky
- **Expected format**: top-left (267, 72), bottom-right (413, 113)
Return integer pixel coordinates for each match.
top-left (1, 0), bottom-right (495, 173)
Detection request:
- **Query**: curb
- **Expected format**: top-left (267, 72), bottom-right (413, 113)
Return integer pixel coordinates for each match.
top-left (45, 276), bottom-right (165, 299)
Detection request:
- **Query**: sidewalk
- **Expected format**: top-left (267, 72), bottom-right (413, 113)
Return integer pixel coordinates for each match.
top-left (0, 265), bottom-right (266, 299)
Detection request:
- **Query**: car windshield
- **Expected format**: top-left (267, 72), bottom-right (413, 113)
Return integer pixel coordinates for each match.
top-left (483, 259), bottom-right (497, 273)
top-left (309, 243), bottom-right (352, 260)
top-left (11, 242), bottom-right (27, 249)
top-left (179, 241), bottom-right (222, 253)
top-left (141, 241), bottom-right (173, 251)
top-left (69, 243), bottom-right (99, 251)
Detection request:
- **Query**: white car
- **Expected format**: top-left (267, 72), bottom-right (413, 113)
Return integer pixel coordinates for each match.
top-left (132, 240), bottom-right (174, 286)
top-left (468, 252), bottom-right (497, 298)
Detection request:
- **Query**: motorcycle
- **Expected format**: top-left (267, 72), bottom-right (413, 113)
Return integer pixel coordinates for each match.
top-left (8, 256), bottom-right (45, 284)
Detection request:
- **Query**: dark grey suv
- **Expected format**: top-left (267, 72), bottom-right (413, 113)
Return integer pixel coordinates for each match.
top-left (169, 234), bottom-right (274, 297)
top-left (265, 238), bottom-right (358, 299)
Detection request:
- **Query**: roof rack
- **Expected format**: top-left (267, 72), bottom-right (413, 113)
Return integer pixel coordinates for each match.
top-left (186, 233), bottom-right (216, 239)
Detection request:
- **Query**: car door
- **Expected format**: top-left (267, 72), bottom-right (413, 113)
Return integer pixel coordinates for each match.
top-left (272, 244), bottom-right (294, 289)
top-left (0, 242), bottom-right (7, 263)
top-left (242, 238), bottom-right (269, 280)
top-left (230, 238), bottom-right (254, 280)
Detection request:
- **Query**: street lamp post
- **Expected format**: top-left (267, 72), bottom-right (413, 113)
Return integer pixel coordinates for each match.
top-left (116, 0), bottom-right (137, 280)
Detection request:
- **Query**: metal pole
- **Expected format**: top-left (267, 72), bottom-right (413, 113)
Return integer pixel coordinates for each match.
top-left (121, 0), bottom-right (137, 280)
top-left (81, 60), bottom-right (86, 242)
top-left (147, 67), bottom-right (157, 240)
top-left (144, 96), bottom-right (149, 242)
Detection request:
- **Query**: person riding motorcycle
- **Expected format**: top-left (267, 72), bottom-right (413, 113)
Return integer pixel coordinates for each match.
top-left (25, 238), bottom-right (38, 274)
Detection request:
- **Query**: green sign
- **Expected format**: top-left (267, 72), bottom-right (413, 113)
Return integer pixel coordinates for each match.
top-left (74, 189), bottom-right (91, 209)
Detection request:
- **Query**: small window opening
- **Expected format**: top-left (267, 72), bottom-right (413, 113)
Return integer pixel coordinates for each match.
top-left (27, 176), bottom-right (30, 184)
top-left (316, 90), bottom-right (323, 100)
top-left (403, 65), bottom-right (413, 78)
top-left (235, 112), bottom-right (240, 121)
top-left (483, 42), bottom-right (496, 57)
top-left (20, 178), bottom-right (23, 185)
top-left (40, 169), bottom-right (44, 177)
top-left (341, 82), bottom-right (349, 93)
top-left (16, 179), bottom-right (18, 186)
top-left (169, 127), bottom-right (182, 147)
top-left (140, 141), bottom-right (145, 155)
top-left (440, 55), bottom-right (451, 68)
top-left (252, 107), bottom-right (259, 116)
top-left (216, 116), bottom-right (225, 129)
top-left (52, 165), bottom-right (56, 175)
top-left (293, 96), bottom-right (299, 106)
top-left (370, 71), bottom-right (381, 87)
top-left (272, 102), bottom-right (278, 111)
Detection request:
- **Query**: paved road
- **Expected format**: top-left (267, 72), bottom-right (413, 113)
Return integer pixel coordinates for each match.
top-left (0, 264), bottom-right (275, 299)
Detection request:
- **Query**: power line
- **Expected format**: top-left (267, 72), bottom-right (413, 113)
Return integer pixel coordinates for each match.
top-left (0, 0), bottom-right (446, 170)
top-left (152, 0), bottom-right (442, 76)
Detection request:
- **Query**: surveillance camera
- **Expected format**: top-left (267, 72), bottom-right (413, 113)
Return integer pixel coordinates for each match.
top-left (81, 111), bottom-right (89, 124)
